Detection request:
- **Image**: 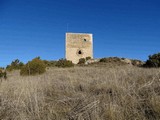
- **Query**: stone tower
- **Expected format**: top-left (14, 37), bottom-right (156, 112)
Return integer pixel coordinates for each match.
top-left (66, 33), bottom-right (93, 64)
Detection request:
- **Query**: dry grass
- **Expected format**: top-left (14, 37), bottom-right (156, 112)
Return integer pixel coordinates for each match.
top-left (0, 65), bottom-right (160, 120)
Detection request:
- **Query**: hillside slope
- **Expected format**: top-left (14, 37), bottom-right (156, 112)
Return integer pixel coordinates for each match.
top-left (0, 65), bottom-right (160, 120)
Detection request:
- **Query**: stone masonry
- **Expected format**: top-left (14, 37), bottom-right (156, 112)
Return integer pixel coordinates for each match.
top-left (66, 33), bottom-right (93, 64)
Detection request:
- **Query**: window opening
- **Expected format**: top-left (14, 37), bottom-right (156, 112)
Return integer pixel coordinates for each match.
top-left (78, 50), bottom-right (82, 54)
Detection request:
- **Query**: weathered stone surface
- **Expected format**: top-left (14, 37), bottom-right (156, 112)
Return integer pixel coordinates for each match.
top-left (121, 58), bottom-right (132, 65)
top-left (85, 59), bottom-right (100, 65)
top-left (66, 33), bottom-right (93, 64)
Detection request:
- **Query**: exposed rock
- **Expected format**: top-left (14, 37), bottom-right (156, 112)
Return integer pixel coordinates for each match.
top-left (85, 59), bottom-right (100, 65)
top-left (121, 58), bottom-right (132, 65)
top-left (85, 57), bottom-right (144, 67)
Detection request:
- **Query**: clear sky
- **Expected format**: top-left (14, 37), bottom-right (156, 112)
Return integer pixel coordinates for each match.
top-left (0, 0), bottom-right (160, 67)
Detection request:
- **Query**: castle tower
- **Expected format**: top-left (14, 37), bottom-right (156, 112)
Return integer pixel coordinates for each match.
top-left (65, 33), bottom-right (93, 64)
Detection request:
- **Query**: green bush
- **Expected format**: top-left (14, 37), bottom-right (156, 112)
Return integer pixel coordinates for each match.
top-left (78, 58), bottom-right (86, 64)
top-left (143, 53), bottom-right (160, 68)
top-left (0, 69), bottom-right (3, 78)
top-left (86, 56), bottom-right (91, 61)
top-left (78, 57), bottom-right (91, 64)
top-left (0, 70), bottom-right (7, 80)
top-left (6, 59), bottom-right (24, 71)
top-left (0, 67), bottom-right (4, 70)
top-left (99, 57), bottom-right (121, 63)
top-left (43, 60), bottom-right (58, 67)
top-left (99, 58), bottom-right (107, 62)
top-left (20, 57), bottom-right (46, 76)
top-left (56, 59), bottom-right (74, 68)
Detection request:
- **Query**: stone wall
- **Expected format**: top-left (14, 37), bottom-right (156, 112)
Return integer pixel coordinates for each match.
top-left (66, 33), bottom-right (93, 64)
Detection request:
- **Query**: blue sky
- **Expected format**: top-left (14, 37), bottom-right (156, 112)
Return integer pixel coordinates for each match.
top-left (0, 0), bottom-right (160, 67)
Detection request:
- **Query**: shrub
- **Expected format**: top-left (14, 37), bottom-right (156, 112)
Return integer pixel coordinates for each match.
top-left (86, 56), bottom-right (91, 61)
top-left (0, 69), bottom-right (3, 78)
top-left (43, 60), bottom-right (58, 67)
top-left (99, 58), bottom-right (107, 62)
top-left (0, 70), bottom-right (7, 80)
top-left (56, 59), bottom-right (74, 68)
top-left (0, 67), bottom-right (4, 70)
top-left (20, 57), bottom-right (46, 76)
top-left (78, 57), bottom-right (91, 64)
top-left (100, 57), bottom-right (122, 63)
top-left (6, 59), bottom-right (24, 71)
top-left (78, 58), bottom-right (86, 64)
top-left (143, 53), bottom-right (160, 68)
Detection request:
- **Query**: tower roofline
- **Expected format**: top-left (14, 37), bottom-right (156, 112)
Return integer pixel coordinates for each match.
top-left (66, 32), bottom-right (93, 35)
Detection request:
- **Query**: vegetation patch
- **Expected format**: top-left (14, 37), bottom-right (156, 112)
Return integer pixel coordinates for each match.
top-left (20, 57), bottom-right (46, 76)
top-left (6, 59), bottom-right (24, 71)
top-left (0, 69), bottom-right (7, 80)
top-left (78, 56), bottom-right (92, 64)
top-left (43, 60), bottom-right (58, 67)
top-left (78, 58), bottom-right (86, 64)
top-left (143, 53), bottom-right (160, 68)
top-left (55, 59), bottom-right (74, 68)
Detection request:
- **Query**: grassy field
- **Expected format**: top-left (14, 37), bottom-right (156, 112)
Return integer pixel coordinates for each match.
top-left (0, 65), bottom-right (160, 120)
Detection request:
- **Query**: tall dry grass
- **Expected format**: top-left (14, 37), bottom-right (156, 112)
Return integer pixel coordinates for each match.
top-left (0, 65), bottom-right (160, 120)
